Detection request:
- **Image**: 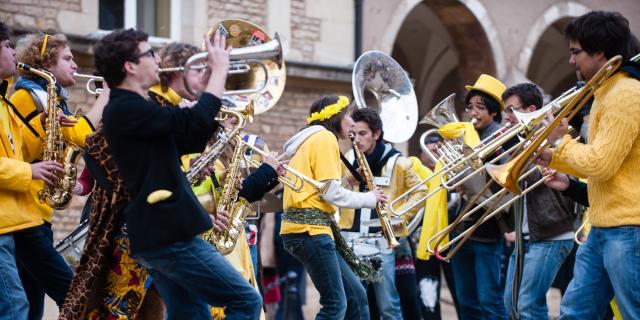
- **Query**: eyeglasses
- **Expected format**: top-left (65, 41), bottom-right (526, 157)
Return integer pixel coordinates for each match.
top-left (131, 48), bottom-right (155, 61)
top-left (505, 105), bottom-right (524, 114)
top-left (465, 103), bottom-right (487, 113)
top-left (569, 48), bottom-right (584, 56)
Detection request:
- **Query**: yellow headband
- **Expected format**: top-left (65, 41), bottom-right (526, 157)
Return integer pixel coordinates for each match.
top-left (306, 96), bottom-right (350, 124)
top-left (40, 34), bottom-right (49, 58)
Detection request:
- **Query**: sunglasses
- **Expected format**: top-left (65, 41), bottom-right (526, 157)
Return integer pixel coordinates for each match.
top-left (131, 48), bottom-right (156, 61)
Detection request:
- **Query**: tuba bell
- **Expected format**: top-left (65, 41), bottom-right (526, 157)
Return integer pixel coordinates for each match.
top-left (183, 19), bottom-right (286, 114)
top-left (352, 51), bottom-right (418, 143)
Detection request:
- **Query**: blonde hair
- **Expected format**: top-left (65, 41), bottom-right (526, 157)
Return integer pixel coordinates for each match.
top-left (16, 33), bottom-right (69, 79)
top-left (158, 42), bottom-right (199, 92)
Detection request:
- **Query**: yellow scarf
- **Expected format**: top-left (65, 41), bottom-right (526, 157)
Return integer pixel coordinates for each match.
top-left (438, 122), bottom-right (481, 148)
top-left (411, 158), bottom-right (449, 260)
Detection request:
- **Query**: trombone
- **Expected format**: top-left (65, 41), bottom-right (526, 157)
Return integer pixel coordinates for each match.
top-left (73, 73), bottom-right (104, 95)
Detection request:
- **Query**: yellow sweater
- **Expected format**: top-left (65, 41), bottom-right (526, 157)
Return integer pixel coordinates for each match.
top-left (550, 72), bottom-right (640, 227)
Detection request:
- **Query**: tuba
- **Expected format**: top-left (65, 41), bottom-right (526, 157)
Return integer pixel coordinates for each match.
top-left (351, 51), bottom-right (418, 245)
top-left (18, 63), bottom-right (82, 210)
top-left (183, 19), bottom-right (286, 114)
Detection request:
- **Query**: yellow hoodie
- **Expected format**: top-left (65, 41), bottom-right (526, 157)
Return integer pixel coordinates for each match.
top-left (0, 80), bottom-right (46, 234)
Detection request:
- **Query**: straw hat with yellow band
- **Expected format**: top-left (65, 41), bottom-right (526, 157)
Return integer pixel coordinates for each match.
top-left (465, 74), bottom-right (507, 111)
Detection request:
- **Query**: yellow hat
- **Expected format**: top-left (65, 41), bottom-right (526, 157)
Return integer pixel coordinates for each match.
top-left (465, 74), bottom-right (506, 110)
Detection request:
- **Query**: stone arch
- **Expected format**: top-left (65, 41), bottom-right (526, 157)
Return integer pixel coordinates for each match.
top-left (385, 0), bottom-right (501, 155)
top-left (520, 3), bottom-right (591, 97)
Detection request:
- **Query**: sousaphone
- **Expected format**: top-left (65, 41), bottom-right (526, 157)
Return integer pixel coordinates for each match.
top-left (352, 51), bottom-right (418, 143)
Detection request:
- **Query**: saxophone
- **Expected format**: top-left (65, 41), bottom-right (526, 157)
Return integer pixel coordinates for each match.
top-left (349, 132), bottom-right (400, 249)
top-left (17, 63), bottom-right (81, 210)
top-left (203, 135), bottom-right (256, 255)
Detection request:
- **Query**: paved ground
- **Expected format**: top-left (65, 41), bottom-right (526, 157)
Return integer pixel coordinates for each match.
top-left (45, 276), bottom-right (562, 319)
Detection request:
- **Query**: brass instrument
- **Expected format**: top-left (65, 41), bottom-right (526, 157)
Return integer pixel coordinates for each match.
top-left (349, 132), bottom-right (400, 249)
top-left (73, 73), bottom-right (104, 95)
top-left (352, 51), bottom-right (418, 143)
top-left (239, 140), bottom-right (329, 194)
top-left (18, 63), bottom-right (82, 209)
top-left (204, 135), bottom-right (256, 255)
top-left (486, 55), bottom-right (624, 194)
top-left (183, 19), bottom-right (285, 114)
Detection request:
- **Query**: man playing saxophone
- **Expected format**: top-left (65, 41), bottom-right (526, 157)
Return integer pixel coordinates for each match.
top-left (339, 108), bottom-right (426, 319)
top-left (9, 32), bottom-right (108, 319)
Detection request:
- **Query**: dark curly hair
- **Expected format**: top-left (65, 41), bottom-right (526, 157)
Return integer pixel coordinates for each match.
top-left (351, 107), bottom-right (384, 141)
top-left (308, 95), bottom-right (352, 138)
top-left (502, 83), bottom-right (543, 110)
top-left (158, 42), bottom-right (200, 92)
top-left (94, 28), bottom-right (148, 87)
top-left (564, 11), bottom-right (632, 61)
top-left (465, 90), bottom-right (502, 123)
top-left (0, 22), bottom-right (10, 43)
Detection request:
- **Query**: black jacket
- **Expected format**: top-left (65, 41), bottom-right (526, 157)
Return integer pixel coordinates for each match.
top-left (522, 169), bottom-right (576, 240)
top-left (563, 179), bottom-right (589, 207)
top-left (238, 164), bottom-right (279, 203)
top-left (102, 88), bottom-right (221, 254)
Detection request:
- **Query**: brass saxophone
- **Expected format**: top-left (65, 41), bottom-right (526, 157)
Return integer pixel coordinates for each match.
top-left (17, 63), bottom-right (81, 210)
top-left (203, 135), bottom-right (256, 255)
top-left (349, 132), bottom-right (400, 249)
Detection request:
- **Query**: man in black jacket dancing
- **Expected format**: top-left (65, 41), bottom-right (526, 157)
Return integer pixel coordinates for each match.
top-left (95, 28), bottom-right (262, 319)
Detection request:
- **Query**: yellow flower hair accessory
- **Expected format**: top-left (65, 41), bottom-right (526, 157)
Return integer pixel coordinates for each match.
top-left (306, 96), bottom-right (350, 124)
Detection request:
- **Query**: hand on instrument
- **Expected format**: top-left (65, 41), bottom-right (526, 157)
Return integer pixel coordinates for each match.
top-left (546, 118), bottom-right (569, 146)
top-left (211, 209), bottom-right (229, 232)
top-left (41, 110), bottom-right (77, 128)
top-left (372, 187), bottom-right (389, 203)
top-left (203, 29), bottom-right (232, 97)
top-left (542, 168), bottom-right (570, 191)
top-left (71, 183), bottom-right (83, 195)
top-left (263, 152), bottom-right (288, 176)
top-left (536, 149), bottom-right (554, 167)
top-left (31, 161), bottom-right (63, 186)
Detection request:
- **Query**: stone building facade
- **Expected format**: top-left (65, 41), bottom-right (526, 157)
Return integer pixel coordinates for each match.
top-left (1, 0), bottom-right (638, 239)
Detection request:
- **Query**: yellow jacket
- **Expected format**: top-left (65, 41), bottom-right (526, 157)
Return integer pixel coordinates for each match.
top-left (10, 88), bottom-right (94, 222)
top-left (0, 80), bottom-right (47, 234)
top-left (338, 155), bottom-right (428, 237)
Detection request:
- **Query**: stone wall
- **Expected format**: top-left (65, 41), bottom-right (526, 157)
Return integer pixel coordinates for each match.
top-left (0, 0), bottom-right (82, 31)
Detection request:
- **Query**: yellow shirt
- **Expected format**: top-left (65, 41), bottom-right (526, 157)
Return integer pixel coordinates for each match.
top-left (550, 72), bottom-right (640, 227)
top-left (281, 130), bottom-right (342, 237)
top-left (10, 88), bottom-right (94, 221)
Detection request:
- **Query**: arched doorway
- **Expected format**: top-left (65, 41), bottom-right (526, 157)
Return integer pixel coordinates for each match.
top-left (391, 0), bottom-right (498, 156)
top-left (526, 18), bottom-right (577, 99)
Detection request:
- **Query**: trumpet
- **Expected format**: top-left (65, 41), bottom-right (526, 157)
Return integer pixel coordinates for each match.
top-left (238, 141), bottom-right (329, 195)
top-left (73, 73), bottom-right (104, 95)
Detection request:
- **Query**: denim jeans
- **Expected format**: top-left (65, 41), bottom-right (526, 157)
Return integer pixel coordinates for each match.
top-left (14, 222), bottom-right (73, 320)
top-left (504, 239), bottom-right (574, 319)
top-left (451, 238), bottom-right (507, 320)
top-left (134, 236), bottom-right (262, 320)
top-left (370, 250), bottom-right (403, 320)
top-left (559, 226), bottom-right (640, 320)
top-left (0, 234), bottom-right (29, 320)
top-left (283, 233), bottom-right (369, 320)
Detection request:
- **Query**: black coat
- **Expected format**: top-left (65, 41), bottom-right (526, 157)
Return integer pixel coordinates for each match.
top-left (102, 88), bottom-right (221, 254)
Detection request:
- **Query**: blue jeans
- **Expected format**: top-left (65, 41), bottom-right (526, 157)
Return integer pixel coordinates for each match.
top-left (451, 238), bottom-right (507, 320)
top-left (560, 226), bottom-right (640, 320)
top-left (0, 234), bottom-right (29, 320)
top-left (504, 239), bottom-right (574, 319)
top-left (370, 250), bottom-right (403, 320)
top-left (14, 222), bottom-right (73, 320)
top-left (133, 236), bottom-right (262, 320)
top-left (283, 233), bottom-right (369, 320)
